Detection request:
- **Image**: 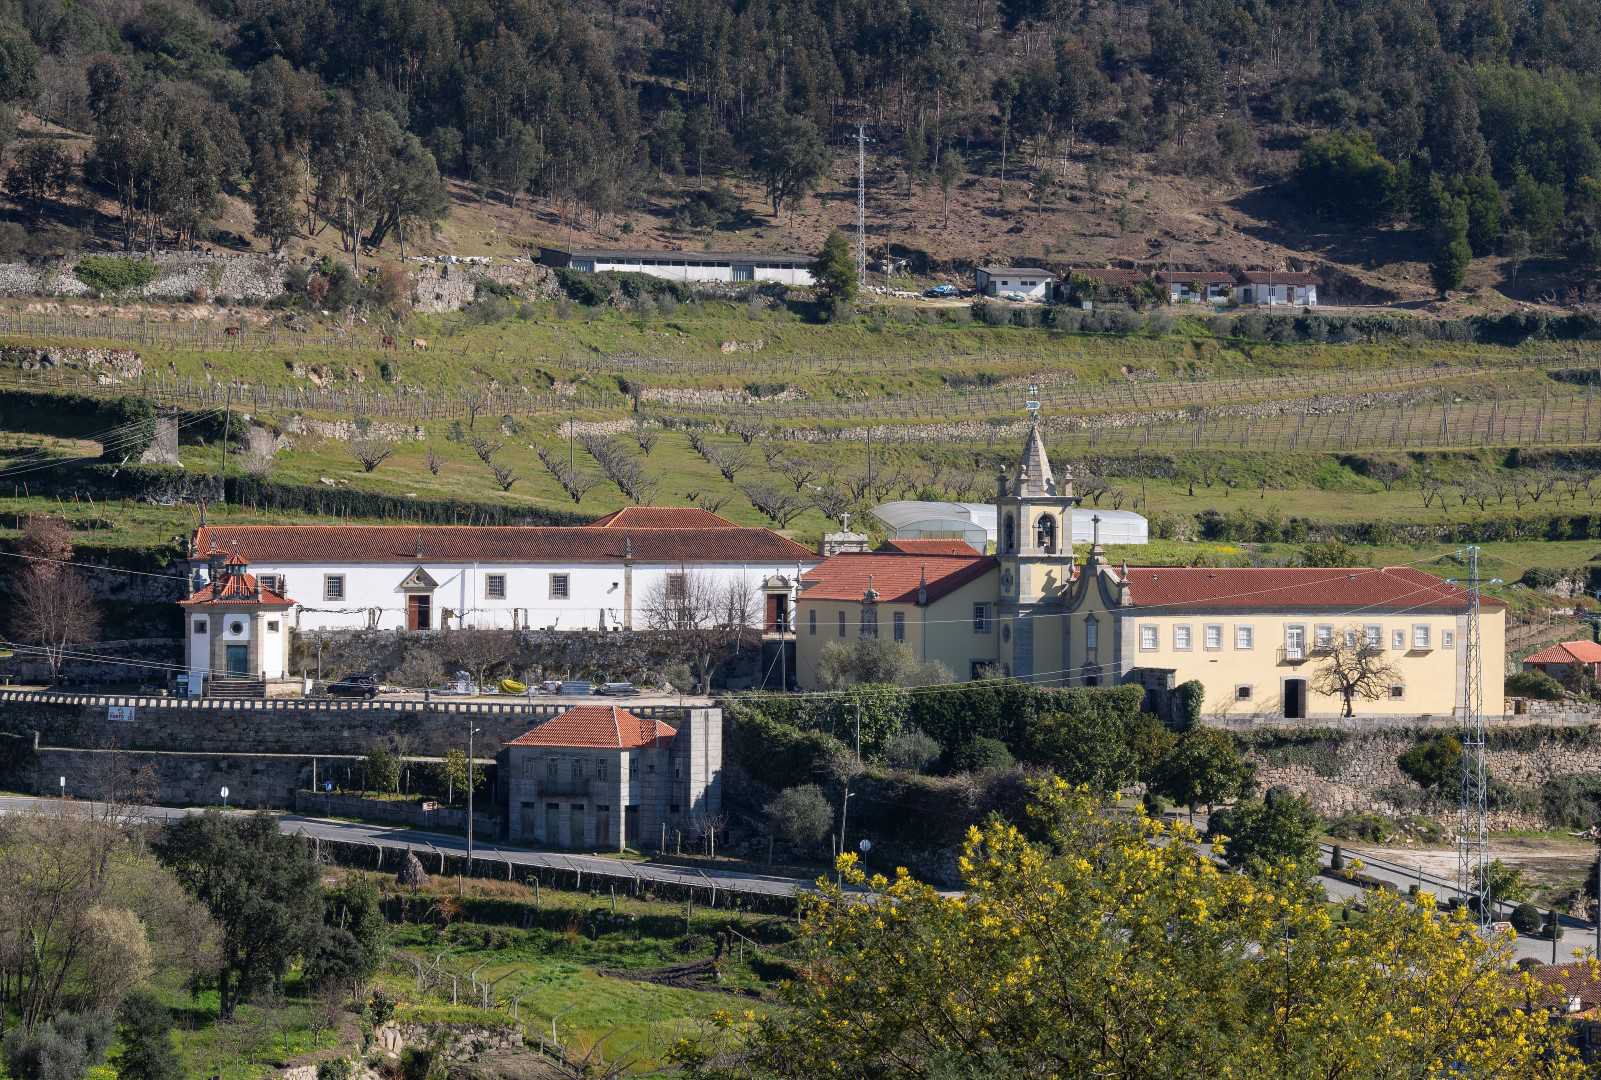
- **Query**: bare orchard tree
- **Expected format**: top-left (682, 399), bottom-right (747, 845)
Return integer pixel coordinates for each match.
top-left (9, 516), bottom-right (100, 682)
top-left (741, 483), bottom-right (809, 528)
top-left (349, 435), bottom-right (396, 472)
top-left (1309, 626), bottom-right (1401, 718)
top-left (640, 568), bottom-right (757, 692)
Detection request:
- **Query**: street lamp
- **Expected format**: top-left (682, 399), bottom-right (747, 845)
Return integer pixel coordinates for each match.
top-left (467, 726), bottom-right (482, 868)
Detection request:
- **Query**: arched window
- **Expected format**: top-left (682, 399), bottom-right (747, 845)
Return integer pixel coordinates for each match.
top-left (1003, 514), bottom-right (1016, 552)
top-left (1035, 513), bottom-right (1057, 554)
top-left (860, 605), bottom-right (878, 639)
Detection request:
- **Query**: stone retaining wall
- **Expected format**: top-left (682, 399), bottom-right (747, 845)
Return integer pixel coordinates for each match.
top-left (0, 254), bottom-right (286, 302)
top-left (0, 689), bottom-right (705, 756)
top-left (35, 746), bottom-right (338, 808)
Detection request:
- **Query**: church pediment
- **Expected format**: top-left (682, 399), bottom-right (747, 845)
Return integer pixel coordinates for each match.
top-left (397, 566), bottom-right (439, 591)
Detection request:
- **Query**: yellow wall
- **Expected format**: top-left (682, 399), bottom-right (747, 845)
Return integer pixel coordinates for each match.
top-left (1117, 608), bottom-right (1504, 719)
top-left (795, 570), bottom-right (1001, 689)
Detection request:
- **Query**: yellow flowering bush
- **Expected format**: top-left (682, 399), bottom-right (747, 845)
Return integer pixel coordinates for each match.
top-left (674, 780), bottom-right (1581, 1079)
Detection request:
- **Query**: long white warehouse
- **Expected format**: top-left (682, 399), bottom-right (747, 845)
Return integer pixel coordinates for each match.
top-left (539, 246), bottom-right (815, 286)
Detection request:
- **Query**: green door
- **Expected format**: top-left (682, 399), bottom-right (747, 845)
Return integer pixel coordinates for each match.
top-left (225, 643), bottom-right (249, 676)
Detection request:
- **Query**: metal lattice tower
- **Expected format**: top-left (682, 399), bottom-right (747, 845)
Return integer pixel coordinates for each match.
top-left (856, 123), bottom-right (868, 285)
top-left (1456, 543), bottom-right (1490, 930)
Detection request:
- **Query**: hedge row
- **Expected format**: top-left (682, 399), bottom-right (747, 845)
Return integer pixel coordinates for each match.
top-left (0, 389), bottom-right (156, 461)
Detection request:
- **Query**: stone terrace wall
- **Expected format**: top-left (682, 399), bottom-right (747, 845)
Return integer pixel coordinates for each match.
top-left (0, 690), bottom-right (704, 756)
top-left (1243, 722), bottom-right (1601, 828)
top-left (0, 254), bottom-right (287, 303)
top-left (35, 747), bottom-right (341, 808)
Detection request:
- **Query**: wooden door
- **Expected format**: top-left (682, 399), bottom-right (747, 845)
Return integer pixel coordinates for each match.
top-left (225, 643), bottom-right (249, 675)
top-left (406, 594), bottom-right (432, 630)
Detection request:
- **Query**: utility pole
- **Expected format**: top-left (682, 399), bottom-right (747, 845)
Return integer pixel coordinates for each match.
top-left (1456, 544), bottom-right (1490, 931)
top-left (856, 122), bottom-right (868, 287)
top-left (218, 381), bottom-right (234, 507)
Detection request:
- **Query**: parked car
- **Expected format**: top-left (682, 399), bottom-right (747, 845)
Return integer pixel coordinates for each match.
top-left (538, 679), bottom-right (563, 694)
top-left (1000, 290), bottom-right (1028, 302)
top-left (326, 673), bottom-right (379, 699)
top-left (597, 681), bottom-right (638, 696)
top-left (924, 283), bottom-right (959, 298)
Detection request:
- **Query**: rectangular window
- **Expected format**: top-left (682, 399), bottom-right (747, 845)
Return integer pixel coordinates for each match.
top-left (1364, 624), bottom-right (1382, 649)
top-left (860, 607), bottom-right (878, 639)
top-left (1086, 619), bottom-right (1100, 651)
top-left (257, 574), bottom-right (282, 594)
top-left (1204, 624), bottom-right (1222, 651)
top-left (192, 618), bottom-right (207, 634)
top-left (1314, 625), bottom-right (1333, 649)
top-left (266, 620), bottom-right (279, 633)
top-left (837, 611), bottom-right (846, 638)
top-left (596, 759), bottom-right (608, 781)
top-left (1392, 628), bottom-right (1406, 651)
top-left (550, 574), bottom-right (570, 600)
top-left (485, 574), bottom-right (507, 599)
top-left (808, 609), bottom-right (817, 636)
top-left (893, 611), bottom-right (905, 642)
top-left (1343, 628), bottom-right (1359, 649)
top-left (973, 604), bottom-right (991, 634)
top-left (1235, 625), bottom-right (1254, 650)
top-left (1236, 685), bottom-right (1253, 701)
top-left (1412, 625), bottom-right (1431, 649)
top-left (1174, 625), bottom-right (1192, 651)
top-left (1443, 630), bottom-right (1456, 649)
top-left (1389, 685), bottom-right (1405, 700)
top-left (666, 573), bottom-right (687, 600)
top-left (1140, 625), bottom-right (1159, 651)
top-left (546, 758), bottom-right (558, 782)
top-left (1285, 625), bottom-right (1306, 659)
top-left (323, 574), bottom-right (345, 601)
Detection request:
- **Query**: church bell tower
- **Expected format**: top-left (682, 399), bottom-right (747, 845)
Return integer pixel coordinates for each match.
top-left (996, 386), bottom-right (1080, 680)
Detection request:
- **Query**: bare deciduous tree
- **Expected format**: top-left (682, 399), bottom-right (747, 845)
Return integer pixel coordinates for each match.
top-left (10, 516), bottom-right (100, 682)
top-left (633, 421), bottom-right (659, 456)
top-left (728, 419), bottom-right (764, 445)
top-left (470, 436), bottom-right (503, 464)
top-left (742, 483), bottom-right (809, 528)
top-left (488, 462), bottom-right (518, 491)
top-left (706, 445), bottom-right (751, 482)
top-left (349, 436), bottom-right (396, 472)
top-left (640, 568), bottom-right (756, 692)
top-left (426, 446), bottom-right (443, 475)
top-left (1310, 626), bottom-right (1401, 718)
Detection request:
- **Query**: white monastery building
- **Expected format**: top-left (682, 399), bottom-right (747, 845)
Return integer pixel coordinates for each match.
top-left (188, 507), bottom-right (818, 636)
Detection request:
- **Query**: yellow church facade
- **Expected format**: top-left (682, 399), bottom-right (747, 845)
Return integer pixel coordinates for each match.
top-left (795, 424), bottom-right (1505, 721)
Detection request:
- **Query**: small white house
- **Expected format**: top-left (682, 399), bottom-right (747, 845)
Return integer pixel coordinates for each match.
top-left (975, 266), bottom-right (1054, 301)
top-left (539, 247), bottom-right (814, 286)
top-left (1156, 271), bottom-right (1234, 304)
top-left (1237, 270), bottom-right (1318, 306)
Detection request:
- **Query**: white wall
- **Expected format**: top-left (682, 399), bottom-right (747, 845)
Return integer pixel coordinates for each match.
top-left (580, 257), bottom-right (814, 286)
top-left (978, 272), bottom-right (1052, 300)
top-left (200, 560), bottom-right (816, 633)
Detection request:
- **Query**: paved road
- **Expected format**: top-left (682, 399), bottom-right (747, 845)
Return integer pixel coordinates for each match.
top-left (2, 797), bottom-right (1589, 962)
top-left (0, 796), bottom-right (815, 900)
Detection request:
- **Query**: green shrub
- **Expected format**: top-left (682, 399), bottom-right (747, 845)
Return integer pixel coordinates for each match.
top-left (74, 255), bottom-right (157, 294)
top-left (725, 704), bottom-right (847, 790)
top-left (1510, 902), bottom-right (1543, 935)
top-left (1538, 774), bottom-right (1601, 828)
top-left (1506, 670), bottom-right (1564, 700)
top-left (947, 736), bottom-right (1015, 773)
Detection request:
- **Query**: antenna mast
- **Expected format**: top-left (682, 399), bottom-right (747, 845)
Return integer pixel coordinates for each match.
top-left (856, 122), bottom-right (868, 286)
top-left (1456, 543), bottom-right (1490, 931)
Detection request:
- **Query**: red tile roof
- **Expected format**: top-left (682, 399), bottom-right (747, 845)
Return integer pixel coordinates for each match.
top-left (1525, 640), bottom-right (1601, 665)
top-left (505, 705), bottom-right (677, 750)
top-left (1157, 270), bottom-right (1234, 284)
top-left (878, 539), bottom-right (981, 556)
top-left (192, 525), bottom-right (815, 565)
top-left (801, 551), bottom-right (997, 604)
top-left (1121, 566), bottom-right (1499, 613)
top-left (1524, 962), bottom-right (1601, 1010)
top-left (585, 507), bottom-right (737, 529)
top-left (1238, 270), bottom-right (1319, 285)
top-left (180, 572), bottom-right (294, 607)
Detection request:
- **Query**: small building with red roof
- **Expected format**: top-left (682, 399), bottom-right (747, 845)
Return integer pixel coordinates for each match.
top-left (497, 703), bottom-right (721, 851)
top-left (1523, 640), bottom-right (1601, 685)
top-left (181, 546), bottom-right (295, 693)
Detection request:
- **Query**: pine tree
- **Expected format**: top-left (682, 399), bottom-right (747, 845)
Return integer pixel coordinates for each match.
top-left (1430, 191), bottom-right (1472, 296)
top-left (813, 230), bottom-right (858, 320)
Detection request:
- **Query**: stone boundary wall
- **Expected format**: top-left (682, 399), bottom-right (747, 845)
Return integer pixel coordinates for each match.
top-left (1243, 723), bottom-right (1601, 827)
top-left (1204, 708), bottom-right (1601, 732)
top-left (0, 689), bottom-right (704, 756)
top-left (35, 746), bottom-right (349, 808)
top-left (292, 789), bottom-right (499, 834)
top-left (0, 254), bottom-right (287, 303)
